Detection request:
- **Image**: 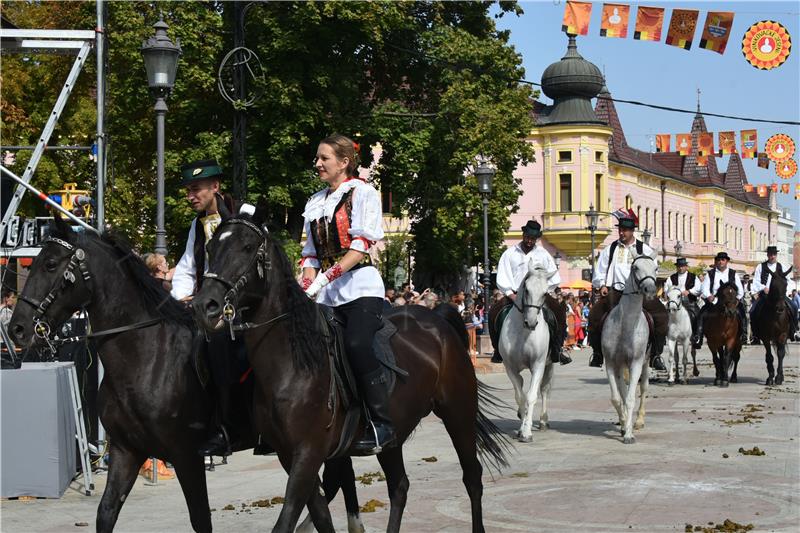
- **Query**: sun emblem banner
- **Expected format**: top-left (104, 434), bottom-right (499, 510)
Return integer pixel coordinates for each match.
top-left (757, 184), bottom-right (768, 197)
top-left (717, 132), bottom-right (737, 156)
top-left (634, 6), bottom-right (665, 41)
top-left (697, 132), bottom-right (714, 156)
top-left (655, 134), bottom-right (671, 152)
top-left (796, 184), bottom-right (800, 200)
top-left (600, 4), bottom-right (630, 38)
top-left (781, 183), bottom-right (790, 194)
top-left (743, 183), bottom-right (754, 193)
top-left (764, 134), bottom-right (796, 162)
top-left (666, 9), bottom-right (699, 50)
top-left (699, 12), bottom-right (735, 54)
top-left (757, 153), bottom-right (770, 169)
top-left (740, 130), bottom-right (758, 159)
top-left (742, 21), bottom-right (792, 70)
top-left (676, 134), bottom-right (692, 156)
top-left (562, 1), bottom-right (593, 36)
top-left (775, 159), bottom-right (797, 179)
top-left (696, 154), bottom-right (708, 167)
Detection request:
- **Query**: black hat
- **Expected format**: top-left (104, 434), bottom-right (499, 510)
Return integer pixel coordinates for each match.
top-left (521, 220), bottom-right (542, 238)
top-left (766, 245), bottom-right (778, 255)
top-left (676, 257), bottom-right (688, 267)
top-left (714, 252), bottom-right (730, 261)
top-left (180, 160), bottom-right (224, 185)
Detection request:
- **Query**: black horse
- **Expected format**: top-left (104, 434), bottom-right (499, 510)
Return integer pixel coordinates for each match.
top-left (751, 267), bottom-right (793, 385)
top-left (192, 211), bottom-right (509, 533)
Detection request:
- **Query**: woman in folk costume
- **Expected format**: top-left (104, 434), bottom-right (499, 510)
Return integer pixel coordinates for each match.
top-left (300, 134), bottom-right (394, 454)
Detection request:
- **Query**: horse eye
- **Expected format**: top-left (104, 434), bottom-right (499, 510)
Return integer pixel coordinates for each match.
top-left (45, 259), bottom-right (58, 272)
top-left (243, 243), bottom-right (254, 253)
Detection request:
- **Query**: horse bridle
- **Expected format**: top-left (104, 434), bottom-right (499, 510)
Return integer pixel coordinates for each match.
top-left (17, 236), bottom-right (93, 341)
top-left (665, 288), bottom-right (683, 311)
top-left (623, 255), bottom-right (657, 295)
top-left (512, 273), bottom-right (545, 329)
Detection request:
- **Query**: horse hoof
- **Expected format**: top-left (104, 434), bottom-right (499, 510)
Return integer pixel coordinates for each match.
top-left (692, 368), bottom-right (700, 377)
top-left (720, 381), bottom-right (729, 388)
top-left (766, 377), bottom-right (774, 386)
top-left (634, 422), bottom-right (644, 430)
top-left (776, 375), bottom-right (784, 385)
top-left (517, 410), bottom-right (523, 421)
top-left (623, 436), bottom-right (636, 444)
top-left (539, 422), bottom-right (549, 431)
top-left (517, 434), bottom-right (533, 443)
top-left (714, 378), bottom-right (720, 386)
top-left (667, 381), bottom-right (674, 387)
top-left (680, 378), bottom-right (687, 385)
top-left (730, 376), bottom-right (737, 383)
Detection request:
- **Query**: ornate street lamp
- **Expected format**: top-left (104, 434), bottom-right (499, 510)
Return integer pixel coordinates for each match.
top-left (554, 251), bottom-right (562, 268)
top-left (475, 161), bottom-right (495, 298)
top-left (642, 226), bottom-right (652, 246)
top-left (585, 204), bottom-right (599, 298)
top-left (142, 17), bottom-right (181, 255)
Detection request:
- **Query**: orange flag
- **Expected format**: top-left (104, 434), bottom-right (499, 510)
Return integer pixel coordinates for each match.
top-left (770, 183), bottom-right (779, 193)
top-left (696, 154), bottom-right (708, 166)
top-left (562, 1), bottom-right (593, 36)
top-left (676, 134), bottom-right (692, 156)
top-left (698, 132), bottom-right (714, 156)
top-left (757, 184), bottom-right (767, 197)
top-left (634, 6), bottom-right (665, 41)
top-left (781, 183), bottom-right (790, 194)
top-left (665, 9), bottom-right (699, 50)
top-left (796, 184), bottom-right (800, 200)
top-left (699, 12), bottom-right (735, 54)
top-left (600, 4), bottom-right (630, 38)
top-left (718, 131), bottom-right (736, 156)
top-left (743, 183), bottom-right (754, 192)
top-left (655, 134), bottom-right (671, 152)
top-left (741, 130), bottom-right (758, 158)
top-left (757, 153), bottom-right (770, 169)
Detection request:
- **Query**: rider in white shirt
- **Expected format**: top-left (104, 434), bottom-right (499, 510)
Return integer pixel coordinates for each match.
top-left (663, 257), bottom-right (702, 339)
top-left (692, 252), bottom-right (747, 348)
top-left (489, 220), bottom-right (572, 365)
top-left (749, 246), bottom-right (798, 340)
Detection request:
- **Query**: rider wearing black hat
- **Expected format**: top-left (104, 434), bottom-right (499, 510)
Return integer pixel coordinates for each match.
top-left (663, 257), bottom-right (701, 339)
top-left (749, 246), bottom-right (798, 340)
top-left (692, 251), bottom-right (748, 348)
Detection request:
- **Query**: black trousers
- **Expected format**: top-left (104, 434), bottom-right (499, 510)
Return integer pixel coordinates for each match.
top-left (335, 297), bottom-right (384, 377)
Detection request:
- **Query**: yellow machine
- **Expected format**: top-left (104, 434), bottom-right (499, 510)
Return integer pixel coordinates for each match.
top-left (48, 183), bottom-right (93, 218)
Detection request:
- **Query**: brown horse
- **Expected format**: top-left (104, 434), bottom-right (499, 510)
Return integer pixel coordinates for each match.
top-left (704, 283), bottom-right (741, 387)
top-left (751, 267), bottom-right (792, 385)
top-left (191, 211), bottom-right (509, 533)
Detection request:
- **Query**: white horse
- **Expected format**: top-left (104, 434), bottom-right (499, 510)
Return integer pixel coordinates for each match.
top-left (499, 257), bottom-right (554, 443)
top-left (601, 253), bottom-right (658, 444)
top-left (664, 287), bottom-right (695, 385)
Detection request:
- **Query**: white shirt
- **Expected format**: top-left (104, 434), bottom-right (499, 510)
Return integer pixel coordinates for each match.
top-left (171, 213), bottom-right (222, 300)
top-left (496, 244), bottom-right (560, 296)
top-left (593, 239), bottom-right (657, 290)
top-left (700, 267), bottom-right (744, 301)
top-left (663, 271), bottom-right (701, 296)
top-left (751, 261), bottom-right (779, 294)
top-left (300, 179), bottom-right (385, 306)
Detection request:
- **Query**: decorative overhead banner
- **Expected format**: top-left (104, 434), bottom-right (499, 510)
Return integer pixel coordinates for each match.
top-left (742, 21), bottom-right (792, 70)
top-left (634, 6), bottom-right (665, 41)
top-left (757, 153), bottom-right (770, 169)
top-left (600, 4), bottom-right (631, 38)
top-left (676, 134), bottom-right (692, 156)
top-left (775, 158), bottom-right (797, 179)
top-left (697, 132), bottom-right (714, 156)
top-left (562, 1), bottom-right (593, 35)
top-left (781, 183), bottom-right (790, 194)
top-left (655, 134), bottom-right (671, 152)
top-left (796, 184), bottom-right (800, 200)
top-left (696, 154), bottom-right (708, 166)
top-left (666, 9), bottom-right (700, 50)
top-left (764, 134), bottom-right (795, 162)
top-left (741, 130), bottom-right (758, 159)
top-left (770, 183), bottom-right (779, 193)
top-left (718, 131), bottom-right (737, 156)
top-left (699, 12), bottom-right (735, 54)
top-left (743, 183), bottom-right (754, 192)
top-left (757, 184), bottom-right (768, 197)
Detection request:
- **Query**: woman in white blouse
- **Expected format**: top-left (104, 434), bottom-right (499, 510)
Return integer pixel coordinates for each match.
top-left (299, 134), bottom-right (395, 454)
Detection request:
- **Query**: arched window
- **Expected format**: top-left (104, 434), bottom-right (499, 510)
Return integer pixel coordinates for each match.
top-left (668, 211), bottom-right (672, 239)
top-left (689, 216), bottom-right (693, 242)
top-left (625, 195), bottom-right (633, 210)
top-left (645, 207), bottom-right (650, 231)
top-left (682, 214), bottom-right (686, 241)
top-left (654, 209), bottom-right (659, 238)
top-left (750, 225), bottom-right (755, 249)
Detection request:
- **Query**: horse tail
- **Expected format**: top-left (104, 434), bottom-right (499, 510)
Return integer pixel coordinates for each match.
top-left (476, 381), bottom-right (513, 473)
top-left (433, 303), bottom-right (469, 350)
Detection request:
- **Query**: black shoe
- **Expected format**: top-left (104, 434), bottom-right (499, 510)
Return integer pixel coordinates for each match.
top-left (198, 428), bottom-right (231, 457)
top-left (559, 351), bottom-right (572, 365)
top-left (651, 355), bottom-right (666, 372)
top-left (490, 350), bottom-right (503, 363)
top-left (353, 421), bottom-right (396, 455)
top-left (589, 351), bottom-right (603, 367)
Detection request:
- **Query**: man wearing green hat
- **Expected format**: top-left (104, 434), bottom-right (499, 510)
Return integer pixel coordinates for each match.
top-left (749, 246), bottom-right (798, 340)
top-left (172, 159), bottom-right (244, 457)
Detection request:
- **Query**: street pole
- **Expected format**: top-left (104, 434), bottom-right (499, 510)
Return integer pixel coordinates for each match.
top-left (482, 194), bottom-right (490, 297)
top-left (95, 0), bottom-right (105, 231)
top-left (154, 96), bottom-right (167, 255)
top-left (589, 225), bottom-right (596, 303)
top-left (232, 1), bottom-right (247, 202)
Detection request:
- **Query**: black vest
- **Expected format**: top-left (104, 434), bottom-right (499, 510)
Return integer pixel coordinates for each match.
top-left (670, 271), bottom-right (696, 289)
top-left (309, 189), bottom-right (356, 262)
top-left (760, 261), bottom-right (782, 286)
top-left (708, 268), bottom-right (735, 293)
top-left (192, 217), bottom-right (207, 295)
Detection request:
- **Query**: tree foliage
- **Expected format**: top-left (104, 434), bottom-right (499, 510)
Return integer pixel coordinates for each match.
top-left (2, 1), bottom-right (535, 287)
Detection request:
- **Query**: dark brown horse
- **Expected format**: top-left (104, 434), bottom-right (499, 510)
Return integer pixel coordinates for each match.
top-left (752, 267), bottom-right (792, 385)
top-left (192, 211), bottom-right (509, 533)
top-left (704, 283), bottom-right (741, 387)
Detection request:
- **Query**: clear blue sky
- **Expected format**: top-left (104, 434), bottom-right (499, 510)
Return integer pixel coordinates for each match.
top-left (495, 1), bottom-right (799, 227)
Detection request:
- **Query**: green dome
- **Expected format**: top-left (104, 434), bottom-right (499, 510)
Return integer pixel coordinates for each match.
top-left (540, 35), bottom-right (604, 124)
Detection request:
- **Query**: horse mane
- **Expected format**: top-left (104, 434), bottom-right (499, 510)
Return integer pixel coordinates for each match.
top-left (64, 229), bottom-right (194, 328)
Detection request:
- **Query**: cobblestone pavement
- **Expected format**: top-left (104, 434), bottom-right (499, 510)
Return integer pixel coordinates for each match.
top-left (1, 343), bottom-right (798, 532)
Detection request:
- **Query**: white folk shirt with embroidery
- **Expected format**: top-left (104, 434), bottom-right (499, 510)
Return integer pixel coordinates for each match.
top-left (171, 213), bottom-right (221, 300)
top-left (300, 179), bottom-right (385, 306)
top-left (663, 271), bottom-right (702, 296)
top-left (751, 261), bottom-right (779, 294)
top-left (592, 240), bottom-right (657, 291)
top-left (495, 244), bottom-right (560, 296)
top-left (700, 268), bottom-right (744, 300)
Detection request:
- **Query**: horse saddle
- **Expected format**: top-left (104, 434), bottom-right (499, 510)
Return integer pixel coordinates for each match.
top-left (599, 309), bottom-right (655, 347)
top-left (317, 304), bottom-right (408, 458)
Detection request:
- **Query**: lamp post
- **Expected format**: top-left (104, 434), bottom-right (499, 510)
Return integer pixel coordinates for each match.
top-left (141, 17), bottom-right (181, 255)
top-left (554, 251), bottom-right (562, 268)
top-left (475, 161), bottom-right (495, 298)
top-left (674, 240), bottom-right (683, 260)
top-left (642, 227), bottom-right (652, 246)
top-left (585, 204), bottom-right (599, 299)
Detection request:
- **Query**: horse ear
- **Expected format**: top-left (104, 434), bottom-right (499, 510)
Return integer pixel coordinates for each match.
top-left (252, 199), bottom-right (268, 227)
top-left (48, 215), bottom-right (72, 240)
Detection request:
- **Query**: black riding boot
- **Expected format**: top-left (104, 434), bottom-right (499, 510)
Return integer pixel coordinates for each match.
top-left (588, 330), bottom-right (603, 367)
top-left (353, 368), bottom-right (397, 455)
top-left (737, 304), bottom-right (748, 345)
top-left (692, 310), bottom-right (706, 349)
top-left (198, 425), bottom-right (231, 457)
top-left (650, 336), bottom-right (666, 371)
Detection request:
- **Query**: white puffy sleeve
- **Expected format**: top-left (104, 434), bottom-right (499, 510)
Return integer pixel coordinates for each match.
top-left (543, 251), bottom-right (561, 291)
top-left (170, 220), bottom-right (197, 300)
top-left (348, 184), bottom-right (384, 253)
top-left (495, 248), bottom-right (516, 296)
top-left (593, 246), bottom-right (610, 289)
top-left (700, 273), bottom-right (712, 299)
top-left (751, 264), bottom-right (765, 294)
top-left (734, 273), bottom-right (745, 300)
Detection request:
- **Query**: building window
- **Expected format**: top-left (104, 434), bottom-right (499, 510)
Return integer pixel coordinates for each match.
top-left (653, 209), bottom-right (658, 238)
top-left (715, 218), bottom-right (720, 243)
top-left (675, 212), bottom-right (680, 239)
top-left (667, 211), bottom-right (672, 239)
top-left (637, 206), bottom-right (641, 228)
top-left (645, 207), bottom-right (650, 232)
top-left (703, 223), bottom-right (707, 243)
top-left (595, 174), bottom-right (603, 211)
top-left (557, 150), bottom-right (572, 163)
top-left (625, 195), bottom-right (633, 210)
top-left (750, 225), bottom-right (755, 249)
top-left (381, 190), bottom-right (393, 214)
top-left (559, 174), bottom-right (572, 212)
top-left (595, 151), bottom-right (604, 162)
top-left (682, 214), bottom-right (686, 241)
